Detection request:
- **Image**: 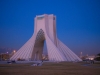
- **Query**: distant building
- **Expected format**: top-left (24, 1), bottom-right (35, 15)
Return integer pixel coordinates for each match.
top-left (80, 55), bottom-right (95, 61)
top-left (0, 53), bottom-right (9, 61)
top-left (86, 55), bottom-right (95, 60)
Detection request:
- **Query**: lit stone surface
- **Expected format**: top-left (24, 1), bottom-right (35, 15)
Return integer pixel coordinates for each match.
top-left (10, 14), bottom-right (82, 61)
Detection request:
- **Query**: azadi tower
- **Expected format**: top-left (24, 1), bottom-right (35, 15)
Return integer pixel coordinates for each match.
top-left (10, 14), bottom-right (81, 61)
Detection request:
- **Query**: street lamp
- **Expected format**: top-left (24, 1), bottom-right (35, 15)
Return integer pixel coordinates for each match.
top-left (13, 50), bottom-right (16, 54)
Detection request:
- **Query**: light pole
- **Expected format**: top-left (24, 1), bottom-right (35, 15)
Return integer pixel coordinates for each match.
top-left (13, 50), bottom-right (16, 54)
top-left (13, 50), bottom-right (16, 56)
top-left (6, 52), bottom-right (9, 60)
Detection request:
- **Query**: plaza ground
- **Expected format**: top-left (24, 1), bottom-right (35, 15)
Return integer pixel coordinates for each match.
top-left (0, 61), bottom-right (100, 75)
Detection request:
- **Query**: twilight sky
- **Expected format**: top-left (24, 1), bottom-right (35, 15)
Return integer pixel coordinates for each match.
top-left (0, 0), bottom-right (100, 56)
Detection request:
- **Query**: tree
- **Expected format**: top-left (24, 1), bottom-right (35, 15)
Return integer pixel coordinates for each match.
top-left (94, 53), bottom-right (100, 61)
top-left (97, 53), bottom-right (100, 56)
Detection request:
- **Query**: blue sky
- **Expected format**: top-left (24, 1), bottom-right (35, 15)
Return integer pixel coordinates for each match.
top-left (0, 0), bottom-right (100, 56)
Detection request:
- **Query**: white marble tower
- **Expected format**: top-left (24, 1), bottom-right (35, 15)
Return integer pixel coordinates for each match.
top-left (10, 14), bottom-right (82, 61)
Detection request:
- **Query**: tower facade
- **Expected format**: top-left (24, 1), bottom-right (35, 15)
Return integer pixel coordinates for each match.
top-left (10, 14), bottom-right (82, 61)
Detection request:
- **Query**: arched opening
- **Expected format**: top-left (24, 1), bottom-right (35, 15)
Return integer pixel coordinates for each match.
top-left (31, 29), bottom-right (45, 61)
top-left (43, 41), bottom-right (48, 60)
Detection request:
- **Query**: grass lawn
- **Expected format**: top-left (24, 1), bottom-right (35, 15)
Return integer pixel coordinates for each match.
top-left (0, 61), bottom-right (100, 75)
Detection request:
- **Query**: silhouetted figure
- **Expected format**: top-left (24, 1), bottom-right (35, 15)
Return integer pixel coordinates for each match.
top-left (90, 60), bottom-right (94, 64)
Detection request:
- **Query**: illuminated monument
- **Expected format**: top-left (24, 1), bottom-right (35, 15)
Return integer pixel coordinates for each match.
top-left (10, 14), bottom-right (81, 61)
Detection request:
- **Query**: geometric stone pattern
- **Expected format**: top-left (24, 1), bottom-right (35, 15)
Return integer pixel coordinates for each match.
top-left (10, 14), bottom-right (82, 61)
